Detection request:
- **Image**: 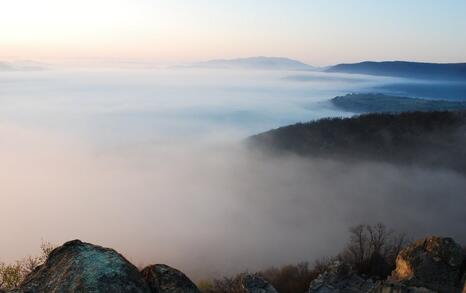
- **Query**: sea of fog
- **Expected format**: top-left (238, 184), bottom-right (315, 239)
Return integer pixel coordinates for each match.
top-left (0, 67), bottom-right (374, 145)
top-left (1, 67), bottom-right (465, 279)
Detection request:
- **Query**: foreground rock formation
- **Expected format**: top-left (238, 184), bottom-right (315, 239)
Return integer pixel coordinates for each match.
top-left (10, 240), bottom-right (199, 293)
top-left (309, 236), bottom-right (466, 293)
top-left (141, 264), bottom-right (200, 293)
top-left (12, 240), bottom-right (150, 293)
top-left (389, 236), bottom-right (465, 293)
top-left (4, 236), bottom-right (465, 292)
top-left (242, 274), bottom-right (278, 293)
top-left (308, 261), bottom-right (375, 293)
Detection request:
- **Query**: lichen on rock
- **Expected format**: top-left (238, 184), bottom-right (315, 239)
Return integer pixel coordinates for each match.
top-left (308, 261), bottom-right (376, 293)
top-left (241, 273), bottom-right (278, 293)
top-left (12, 240), bottom-right (150, 293)
top-left (141, 264), bottom-right (199, 293)
top-left (390, 236), bottom-right (465, 293)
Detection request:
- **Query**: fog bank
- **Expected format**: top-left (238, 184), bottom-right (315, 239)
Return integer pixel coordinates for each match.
top-left (0, 67), bottom-right (464, 279)
top-left (0, 124), bottom-right (464, 279)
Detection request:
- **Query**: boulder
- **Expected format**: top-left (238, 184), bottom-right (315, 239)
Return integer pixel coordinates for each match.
top-left (141, 264), bottom-right (199, 293)
top-left (462, 273), bottom-right (466, 293)
top-left (391, 236), bottom-right (465, 293)
top-left (308, 261), bottom-right (375, 293)
top-left (241, 274), bottom-right (278, 293)
top-left (13, 239), bottom-right (150, 293)
top-left (372, 281), bottom-right (436, 293)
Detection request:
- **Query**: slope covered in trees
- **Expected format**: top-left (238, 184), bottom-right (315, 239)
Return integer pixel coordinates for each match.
top-left (250, 111), bottom-right (466, 173)
top-left (327, 61), bottom-right (466, 80)
top-left (331, 93), bottom-right (466, 113)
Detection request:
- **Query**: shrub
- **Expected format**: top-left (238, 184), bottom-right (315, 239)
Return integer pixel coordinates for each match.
top-left (200, 274), bottom-right (245, 293)
top-left (0, 241), bottom-right (56, 290)
top-left (200, 223), bottom-right (407, 292)
top-left (259, 262), bottom-right (325, 293)
top-left (339, 223), bottom-right (407, 279)
top-left (199, 261), bottom-right (331, 293)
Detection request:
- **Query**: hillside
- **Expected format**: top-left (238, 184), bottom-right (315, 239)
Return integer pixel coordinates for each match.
top-left (331, 93), bottom-right (466, 113)
top-left (193, 57), bottom-right (314, 70)
top-left (250, 111), bottom-right (466, 173)
top-left (327, 61), bottom-right (466, 80)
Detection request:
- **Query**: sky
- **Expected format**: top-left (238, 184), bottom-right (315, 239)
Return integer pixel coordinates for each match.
top-left (1, 0), bottom-right (466, 66)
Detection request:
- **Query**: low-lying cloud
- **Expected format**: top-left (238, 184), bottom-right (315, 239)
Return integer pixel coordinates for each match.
top-left (1, 124), bottom-right (465, 280)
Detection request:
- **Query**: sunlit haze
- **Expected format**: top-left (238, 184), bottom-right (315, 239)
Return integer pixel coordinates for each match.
top-left (1, 0), bottom-right (466, 65)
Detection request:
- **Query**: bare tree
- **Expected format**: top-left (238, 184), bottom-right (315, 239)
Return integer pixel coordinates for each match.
top-left (347, 224), bottom-right (367, 265)
top-left (367, 223), bottom-right (391, 256)
top-left (340, 223), bottom-right (407, 278)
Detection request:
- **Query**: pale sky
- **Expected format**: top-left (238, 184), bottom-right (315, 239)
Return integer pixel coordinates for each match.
top-left (1, 0), bottom-right (466, 65)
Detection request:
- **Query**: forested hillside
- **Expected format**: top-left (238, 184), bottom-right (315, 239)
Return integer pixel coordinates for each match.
top-left (250, 111), bottom-right (466, 173)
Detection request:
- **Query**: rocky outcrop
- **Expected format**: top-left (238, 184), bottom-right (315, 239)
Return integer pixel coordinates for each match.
top-left (308, 261), bottom-right (376, 293)
top-left (390, 236), bottom-right (465, 293)
top-left (4, 236), bottom-right (465, 293)
top-left (13, 239), bottom-right (150, 293)
top-left (10, 240), bottom-right (200, 293)
top-left (462, 274), bottom-right (466, 293)
top-left (241, 273), bottom-right (278, 293)
top-left (141, 264), bottom-right (199, 293)
top-left (371, 281), bottom-right (436, 293)
top-left (307, 236), bottom-right (466, 293)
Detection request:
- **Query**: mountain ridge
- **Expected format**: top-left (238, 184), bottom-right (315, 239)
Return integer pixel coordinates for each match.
top-left (192, 56), bottom-right (315, 71)
top-left (331, 93), bottom-right (466, 113)
top-left (0, 60), bottom-right (46, 71)
top-left (327, 61), bottom-right (466, 80)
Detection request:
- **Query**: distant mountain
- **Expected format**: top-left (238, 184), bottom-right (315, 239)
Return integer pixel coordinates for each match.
top-left (327, 61), bottom-right (466, 80)
top-left (0, 60), bottom-right (46, 71)
top-left (331, 93), bottom-right (466, 113)
top-left (0, 62), bottom-right (14, 71)
top-left (193, 57), bottom-right (315, 70)
top-left (250, 111), bottom-right (466, 173)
